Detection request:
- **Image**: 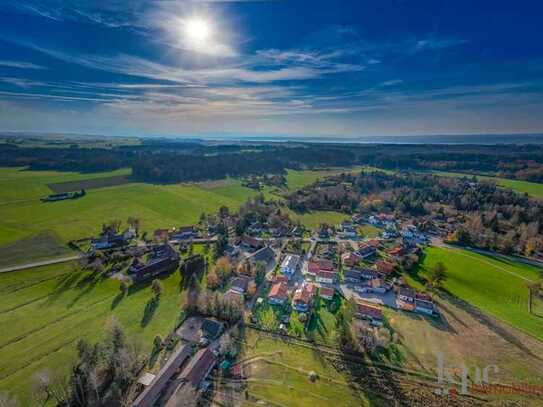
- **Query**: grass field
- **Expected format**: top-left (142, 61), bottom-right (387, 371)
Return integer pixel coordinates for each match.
top-left (0, 167), bottom-right (261, 266)
top-left (234, 328), bottom-right (371, 407)
top-left (0, 262), bottom-right (183, 405)
top-left (358, 224), bottom-right (381, 238)
top-left (288, 209), bottom-right (349, 229)
top-left (47, 175), bottom-right (132, 193)
top-left (431, 170), bottom-right (543, 199)
top-left (417, 246), bottom-right (543, 341)
top-left (0, 166), bottom-right (358, 267)
top-left (0, 232), bottom-right (73, 268)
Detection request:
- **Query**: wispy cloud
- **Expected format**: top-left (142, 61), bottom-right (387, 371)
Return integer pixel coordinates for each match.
top-left (380, 79), bottom-right (403, 87)
top-left (0, 77), bottom-right (46, 88)
top-left (20, 40), bottom-right (364, 85)
top-left (0, 60), bottom-right (47, 69)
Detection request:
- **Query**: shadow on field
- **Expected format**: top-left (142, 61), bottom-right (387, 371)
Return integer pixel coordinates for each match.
top-left (111, 291), bottom-right (125, 309)
top-left (141, 296), bottom-right (160, 327)
top-left (437, 290), bottom-right (541, 360)
top-left (47, 272), bottom-right (81, 304)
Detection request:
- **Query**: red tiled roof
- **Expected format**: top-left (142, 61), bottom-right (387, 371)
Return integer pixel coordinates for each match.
top-left (376, 260), bottom-right (396, 274)
top-left (316, 270), bottom-right (336, 280)
top-left (268, 282), bottom-right (288, 300)
top-left (356, 302), bottom-right (383, 320)
top-left (342, 253), bottom-right (360, 266)
top-left (308, 259), bottom-right (335, 274)
top-left (319, 287), bottom-right (335, 298)
top-left (366, 239), bottom-right (381, 248)
top-left (242, 235), bottom-right (263, 248)
top-left (273, 275), bottom-right (288, 283)
top-left (370, 278), bottom-right (383, 288)
top-left (181, 348), bottom-right (217, 387)
top-left (388, 246), bottom-right (404, 256)
top-left (293, 283), bottom-right (316, 304)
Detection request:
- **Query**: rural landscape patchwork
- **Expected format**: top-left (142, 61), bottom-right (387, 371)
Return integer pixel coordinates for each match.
top-left (1, 1), bottom-right (543, 407)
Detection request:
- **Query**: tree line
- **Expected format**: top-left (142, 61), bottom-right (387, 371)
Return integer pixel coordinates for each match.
top-left (288, 170), bottom-right (543, 256)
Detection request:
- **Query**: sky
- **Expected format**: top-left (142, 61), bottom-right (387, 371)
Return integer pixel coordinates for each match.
top-left (0, 0), bottom-right (543, 139)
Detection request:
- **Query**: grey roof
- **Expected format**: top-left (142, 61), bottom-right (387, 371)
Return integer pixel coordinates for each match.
top-left (201, 318), bottom-right (223, 340)
top-left (132, 345), bottom-right (192, 407)
top-left (249, 246), bottom-right (275, 264)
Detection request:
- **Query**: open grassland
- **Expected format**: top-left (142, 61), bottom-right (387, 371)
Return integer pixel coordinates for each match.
top-left (385, 296), bottom-right (543, 392)
top-left (417, 246), bottom-right (543, 341)
top-left (358, 224), bottom-right (381, 238)
top-left (431, 170), bottom-right (543, 199)
top-left (47, 175), bottom-right (132, 193)
top-left (284, 168), bottom-right (359, 191)
top-left (0, 167), bottom-right (259, 254)
top-left (0, 232), bottom-right (73, 268)
top-left (0, 166), bottom-right (357, 266)
top-left (288, 209), bottom-right (349, 229)
top-left (232, 328), bottom-right (371, 407)
top-left (0, 262), bottom-right (183, 405)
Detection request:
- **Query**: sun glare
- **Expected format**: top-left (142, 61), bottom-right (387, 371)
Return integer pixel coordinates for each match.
top-left (185, 18), bottom-right (211, 42)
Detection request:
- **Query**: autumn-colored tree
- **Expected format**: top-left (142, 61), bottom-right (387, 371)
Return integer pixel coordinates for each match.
top-left (206, 272), bottom-right (220, 290)
top-left (214, 256), bottom-right (232, 283)
top-left (151, 279), bottom-right (163, 298)
top-left (246, 281), bottom-right (257, 297)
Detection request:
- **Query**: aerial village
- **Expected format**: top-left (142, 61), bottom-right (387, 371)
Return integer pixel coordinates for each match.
top-left (76, 201), bottom-right (442, 406)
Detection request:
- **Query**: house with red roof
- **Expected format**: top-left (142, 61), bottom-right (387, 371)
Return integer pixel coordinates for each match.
top-left (387, 246), bottom-right (405, 261)
top-left (241, 235), bottom-right (264, 251)
top-left (268, 282), bottom-right (289, 305)
top-left (319, 286), bottom-right (335, 300)
top-left (375, 260), bottom-right (396, 276)
top-left (307, 259), bottom-right (335, 275)
top-left (354, 302), bottom-right (384, 326)
top-left (292, 283), bottom-right (317, 312)
top-left (315, 270), bottom-right (336, 284)
top-left (341, 252), bottom-right (361, 267)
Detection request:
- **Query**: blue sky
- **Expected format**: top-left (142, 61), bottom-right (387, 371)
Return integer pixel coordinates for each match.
top-left (1, 0), bottom-right (542, 138)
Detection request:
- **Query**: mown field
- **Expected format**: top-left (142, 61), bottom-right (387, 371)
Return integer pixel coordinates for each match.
top-left (228, 328), bottom-right (371, 407)
top-left (0, 167), bottom-right (354, 267)
top-left (417, 246), bottom-right (543, 341)
top-left (431, 170), bottom-right (543, 199)
top-left (0, 262), bottom-right (184, 405)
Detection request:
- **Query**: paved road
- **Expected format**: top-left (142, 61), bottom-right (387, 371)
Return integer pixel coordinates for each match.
top-left (0, 255), bottom-right (82, 273)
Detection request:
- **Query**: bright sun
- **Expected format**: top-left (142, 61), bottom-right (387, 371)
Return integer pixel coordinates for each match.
top-left (185, 18), bottom-right (211, 42)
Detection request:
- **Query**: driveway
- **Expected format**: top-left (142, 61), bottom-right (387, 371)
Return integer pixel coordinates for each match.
top-left (339, 284), bottom-right (399, 308)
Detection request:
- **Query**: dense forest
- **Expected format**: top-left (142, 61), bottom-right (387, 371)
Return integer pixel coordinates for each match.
top-left (287, 171), bottom-right (543, 256)
top-left (2, 137), bottom-right (543, 182)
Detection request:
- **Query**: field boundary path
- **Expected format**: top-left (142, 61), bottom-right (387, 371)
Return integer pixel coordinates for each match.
top-left (0, 254), bottom-right (81, 273)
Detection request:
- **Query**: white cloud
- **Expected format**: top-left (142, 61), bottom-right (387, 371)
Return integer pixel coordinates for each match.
top-left (0, 60), bottom-right (47, 69)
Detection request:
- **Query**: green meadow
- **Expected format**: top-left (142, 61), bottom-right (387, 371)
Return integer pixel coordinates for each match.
top-left (431, 170), bottom-right (543, 199)
top-left (0, 262), bottom-right (184, 405)
top-left (0, 166), bottom-right (356, 267)
top-left (237, 328), bottom-right (371, 407)
top-left (417, 246), bottom-right (543, 341)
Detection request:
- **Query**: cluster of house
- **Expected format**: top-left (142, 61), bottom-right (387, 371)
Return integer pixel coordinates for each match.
top-left (222, 236), bottom-right (277, 300)
top-left (368, 213), bottom-right (396, 229)
top-left (244, 220), bottom-right (304, 239)
top-left (400, 224), bottom-right (429, 245)
top-left (337, 221), bottom-right (358, 239)
top-left (90, 227), bottom-right (136, 250)
top-left (153, 225), bottom-right (199, 242)
top-left (128, 244), bottom-right (180, 282)
top-left (396, 286), bottom-right (437, 315)
top-left (340, 240), bottom-right (379, 267)
top-left (133, 317), bottom-right (224, 407)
